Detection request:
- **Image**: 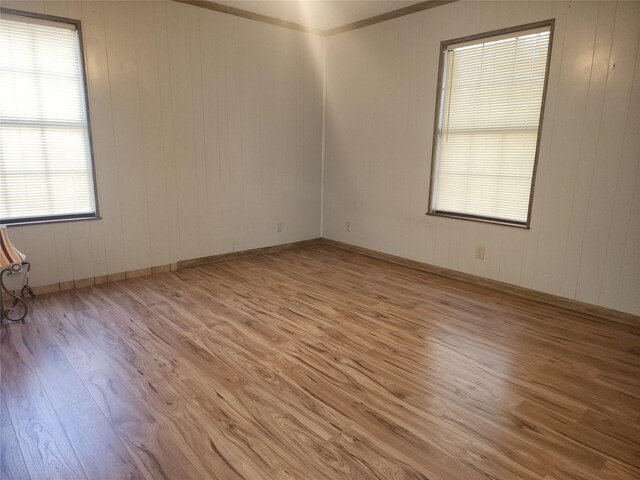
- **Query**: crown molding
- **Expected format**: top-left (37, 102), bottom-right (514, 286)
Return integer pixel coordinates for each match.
top-left (173, 0), bottom-right (324, 35)
top-left (323, 0), bottom-right (457, 36)
top-left (172, 0), bottom-right (456, 37)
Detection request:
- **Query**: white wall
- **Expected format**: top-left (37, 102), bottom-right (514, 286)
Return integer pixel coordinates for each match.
top-left (4, 0), bottom-right (324, 287)
top-left (323, 1), bottom-right (640, 315)
top-left (4, 0), bottom-right (639, 316)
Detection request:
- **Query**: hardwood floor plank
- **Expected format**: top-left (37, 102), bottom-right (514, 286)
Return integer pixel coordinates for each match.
top-left (1, 373), bottom-right (86, 480)
top-left (0, 394), bottom-right (11, 428)
top-left (1, 324), bottom-right (90, 410)
top-left (17, 325), bottom-right (90, 409)
top-left (521, 364), bottom-right (640, 422)
top-left (599, 460), bottom-right (640, 480)
top-left (1, 426), bottom-right (30, 480)
top-left (514, 400), bottom-right (640, 469)
top-left (45, 313), bottom-right (109, 376)
top-left (458, 440), bottom-right (545, 480)
top-left (578, 408), bottom-right (640, 448)
top-left (2, 245), bottom-right (638, 479)
top-left (56, 399), bottom-right (145, 480)
top-left (81, 368), bottom-right (205, 480)
top-left (264, 358), bottom-right (485, 479)
top-left (126, 372), bottom-right (307, 480)
top-left (63, 309), bottom-right (159, 381)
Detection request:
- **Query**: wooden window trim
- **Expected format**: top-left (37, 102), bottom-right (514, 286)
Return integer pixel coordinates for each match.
top-left (426, 19), bottom-right (555, 229)
top-left (0, 8), bottom-right (101, 226)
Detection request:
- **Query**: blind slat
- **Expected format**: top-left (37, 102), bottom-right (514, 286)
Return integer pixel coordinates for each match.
top-left (432, 26), bottom-right (551, 224)
top-left (0, 13), bottom-right (95, 223)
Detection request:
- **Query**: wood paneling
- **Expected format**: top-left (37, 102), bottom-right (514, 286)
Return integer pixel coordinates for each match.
top-left (26, 238), bottom-right (319, 295)
top-left (322, 0), bottom-right (640, 316)
top-left (1, 245), bottom-right (639, 479)
top-left (2, 0), bottom-right (323, 289)
top-left (176, 237), bottom-right (320, 268)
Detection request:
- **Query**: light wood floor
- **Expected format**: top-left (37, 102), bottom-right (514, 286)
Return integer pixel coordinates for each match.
top-left (1, 245), bottom-right (639, 480)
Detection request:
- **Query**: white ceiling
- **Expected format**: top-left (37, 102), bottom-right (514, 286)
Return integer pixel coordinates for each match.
top-left (213, 1), bottom-right (424, 31)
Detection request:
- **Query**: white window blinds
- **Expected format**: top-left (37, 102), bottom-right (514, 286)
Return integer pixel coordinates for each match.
top-left (0, 12), bottom-right (96, 224)
top-left (430, 25), bottom-right (551, 225)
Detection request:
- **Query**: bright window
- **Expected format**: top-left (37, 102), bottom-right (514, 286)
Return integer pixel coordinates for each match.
top-left (0, 10), bottom-right (97, 225)
top-left (429, 22), bottom-right (553, 227)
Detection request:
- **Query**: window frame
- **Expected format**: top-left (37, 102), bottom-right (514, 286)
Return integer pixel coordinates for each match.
top-left (0, 7), bottom-right (100, 226)
top-left (426, 19), bottom-right (555, 229)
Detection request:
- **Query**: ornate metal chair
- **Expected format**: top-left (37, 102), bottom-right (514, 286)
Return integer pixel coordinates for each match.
top-left (0, 225), bottom-right (34, 323)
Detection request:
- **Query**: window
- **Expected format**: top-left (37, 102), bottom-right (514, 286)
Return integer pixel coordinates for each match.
top-left (428, 21), bottom-right (553, 227)
top-left (0, 10), bottom-right (97, 225)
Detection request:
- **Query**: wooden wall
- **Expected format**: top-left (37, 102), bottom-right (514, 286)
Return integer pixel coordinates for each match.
top-left (3, 0), bottom-right (324, 287)
top-left (323, 1), bottom-right (640, 315)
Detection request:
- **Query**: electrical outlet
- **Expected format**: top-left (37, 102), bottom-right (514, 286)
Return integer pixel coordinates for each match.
top-left (475, 246), bottom-right (485, 260)
top-left (345, 221), bottom-right (351, 233)
top-left (276, 222), bottom-right (282, 233)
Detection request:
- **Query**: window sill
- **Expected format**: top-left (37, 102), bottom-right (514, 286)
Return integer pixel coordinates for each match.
top-left (2, 215), bottom-right (101, 227)
top-left (425, 211), bottom-right (530, 229)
